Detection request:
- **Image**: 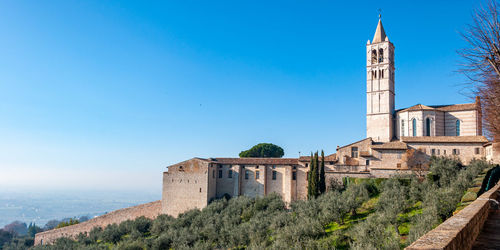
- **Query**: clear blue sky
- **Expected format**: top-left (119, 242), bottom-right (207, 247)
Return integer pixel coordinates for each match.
top-left (0, 0), bottom-right (481, 191)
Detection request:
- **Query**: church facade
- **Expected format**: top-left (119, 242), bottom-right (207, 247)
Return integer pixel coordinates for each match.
top-left (161, 18), bottom-right (498, 217)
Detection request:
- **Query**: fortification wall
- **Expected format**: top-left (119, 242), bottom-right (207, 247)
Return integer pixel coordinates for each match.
top-left (406, 182), bottom-right (500, 250)
top-left (34, 200), bottom-right (161, 246)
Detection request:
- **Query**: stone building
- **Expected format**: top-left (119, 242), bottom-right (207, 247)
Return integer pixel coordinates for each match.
top-left (160, 17), bottom-right (499, 216)
top-left (35, 17), bottom-right (500, 245)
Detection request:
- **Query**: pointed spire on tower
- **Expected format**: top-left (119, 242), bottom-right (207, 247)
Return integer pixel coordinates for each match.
top-left (372, 15), bottom-right (387, 43)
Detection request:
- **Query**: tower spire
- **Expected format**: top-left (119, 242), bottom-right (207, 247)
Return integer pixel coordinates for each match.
top-left (372, 16), bottom-right (387, 43)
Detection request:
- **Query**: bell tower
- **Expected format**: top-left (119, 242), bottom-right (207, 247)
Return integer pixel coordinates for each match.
top-left (366, 16), bottom-right (395, 142)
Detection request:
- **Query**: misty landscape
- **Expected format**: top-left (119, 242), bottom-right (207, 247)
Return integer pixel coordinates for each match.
top-left (0, 190), bottom-right (159, 229)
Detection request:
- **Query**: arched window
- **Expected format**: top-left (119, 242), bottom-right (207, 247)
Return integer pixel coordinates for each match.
top-left (425, 118), bottom-right (431, 136)
top-left (371, 50), bottom-right (377, 64)
top-left (401, 120), bottom-right (405, 136)
top-left (381, 69), bottom-right (384, 78)
top-left (378, 48), bottom-right (384, 62)
top-left (412, 118), bottom-right (417, 136)
top-left (456, 120), bottom-right (460, 136)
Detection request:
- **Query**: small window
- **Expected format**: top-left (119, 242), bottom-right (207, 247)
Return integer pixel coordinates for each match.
top-left (293, 166), bottom-right (297, 170)
top-left (437, 149), bottom-right (440, 155)
top-left (456, 120), bottom-right (461, 136)
top-left (452, 149), bottom-right (460, 155)
top-left (305, 163), bottom-right (308, 167)
top-left (272, 165), bottom-right (276, 169)
top-left (199, 188), bottom-right (202, 193)
top-left (256, 165), bottom-right (259, 169)
top-left (241, 165), bottom-right (245, 169)
top-left (212, 170), bottom-right (215, 178)
top-left (351, 147), bottom-right (359, 158)
top-left (292, 171), bottom-right (297, 180)
top-left (228, 169), bottom-right (233, 178)
top-left (378, 48), bottom-right (384, 63)
top-left (401, 120), bottom-right (405, 136)
top-left (218, 165), bottom-right (222, 168)
top-left (431, 149), bottom-right (436, 155)
top-left (372, 49), bottom-right (377, 64)
top-left (366, 160), bottom-right (370, 166)
top-left (218, 170), bottom-right (222, 178)
top-left (245, 170), bottom-right (249, 179)
top-left (397, 163), bottom-right (401, 168)
top-left (272, 170), bottom-right (277, 180)
top-left (255, 171), bottom-right (260, 180)
top-left (412, 118), bottom-right (417, 136)
top-left (425, 118), bottom-right (431, 136)
top-left (475, 148), bottom-right (480, 155)
top-left (443, 150), bottom-right (447, 155)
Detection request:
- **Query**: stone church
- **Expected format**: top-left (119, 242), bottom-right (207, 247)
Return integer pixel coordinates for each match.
top-left (35, 18), bottom-right (500, 245)
top-left (161, 18), bottom-right (498, 217)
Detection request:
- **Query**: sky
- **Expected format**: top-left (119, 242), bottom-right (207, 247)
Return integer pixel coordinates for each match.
top-left (0, 0), bottom-right (482, 192)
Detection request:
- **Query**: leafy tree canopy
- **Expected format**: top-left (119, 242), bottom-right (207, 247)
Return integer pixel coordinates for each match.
top-left (239, 143), bottom-right (284, 158)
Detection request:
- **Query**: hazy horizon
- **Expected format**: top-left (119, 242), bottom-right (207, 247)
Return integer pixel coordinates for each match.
top-left (0, 0), bottom-right (480, 192)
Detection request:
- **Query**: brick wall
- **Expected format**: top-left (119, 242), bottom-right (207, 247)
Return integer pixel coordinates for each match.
top-left (34, 200), bottom-right (161, 246)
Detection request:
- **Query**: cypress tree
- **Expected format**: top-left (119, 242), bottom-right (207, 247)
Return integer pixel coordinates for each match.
top-left (309, 152), bottom-right (320, 199)
top-left (319, 150), bottom-right (326, 194)
top-left (307, 153), bottom-right (315, 199)
top-left (312, 151), bottom-right (319, 198)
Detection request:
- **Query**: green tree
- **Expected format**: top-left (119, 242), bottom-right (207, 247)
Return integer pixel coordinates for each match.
top-left (307, 153), bottom-right (314, 199)
top-left (377, 178), bottom-right (409, 235)
top-left (319, 150), bottom-right (326, 194)
top-left (239, 143), bottom-right (284, 158)
top-left (308, 152), bottom-right (319, 199)
top-left (307, 152), bottom-right (319, 199)
top-left (27, 223), bottom-right (42, 237)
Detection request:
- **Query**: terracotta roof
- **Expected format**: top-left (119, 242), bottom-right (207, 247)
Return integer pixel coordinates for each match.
top-left (299, 153), bottom-right (337, 162)
top-left (359, 151), bottom-right (372, 157)
top-left (336, 138), bottom-right (373, 150)
top-left (209, 158), bottom-right (299, 165)
top-left (396, 103), bottom-right (477, 113)
top-left (431, 103), bottom-right (477, 112)
top-left (396, 104), bottom-right (437, 112)
top-left (401, 136), bottom-right (489, 143)
top-left (371, 141), bottom-right (408, 150)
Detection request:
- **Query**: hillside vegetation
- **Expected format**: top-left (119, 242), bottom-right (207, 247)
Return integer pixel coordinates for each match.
top-left (8, 157), bottom-right (490, 250)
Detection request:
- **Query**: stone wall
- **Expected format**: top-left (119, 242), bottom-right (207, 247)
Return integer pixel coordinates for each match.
top-left (34, 200), bottom-right (161, 246)
top-left (240, 165), bottom-right (265, 198)
top-left (216, 164), bottom-right (237, 198)
top-left (445, 110), bottom-right (478, 136)
top-left (336, 138), bottom-right (372, 165)
top-left (162, 158), bottom-right (210, 217)
top-left (370, 149), bottom-right (406, 169)
top-left (265, 165), bottom-right (286, 199)
top-left (405, 182), bottom-right (500, 250)
top-left (407, 142), bottom-right (484, 164)
top-left (369, 168), bottom-right (415, 178)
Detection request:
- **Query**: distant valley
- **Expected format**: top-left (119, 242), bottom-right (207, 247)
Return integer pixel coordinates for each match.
top-left (0, 189), bottom-right (160, 228)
